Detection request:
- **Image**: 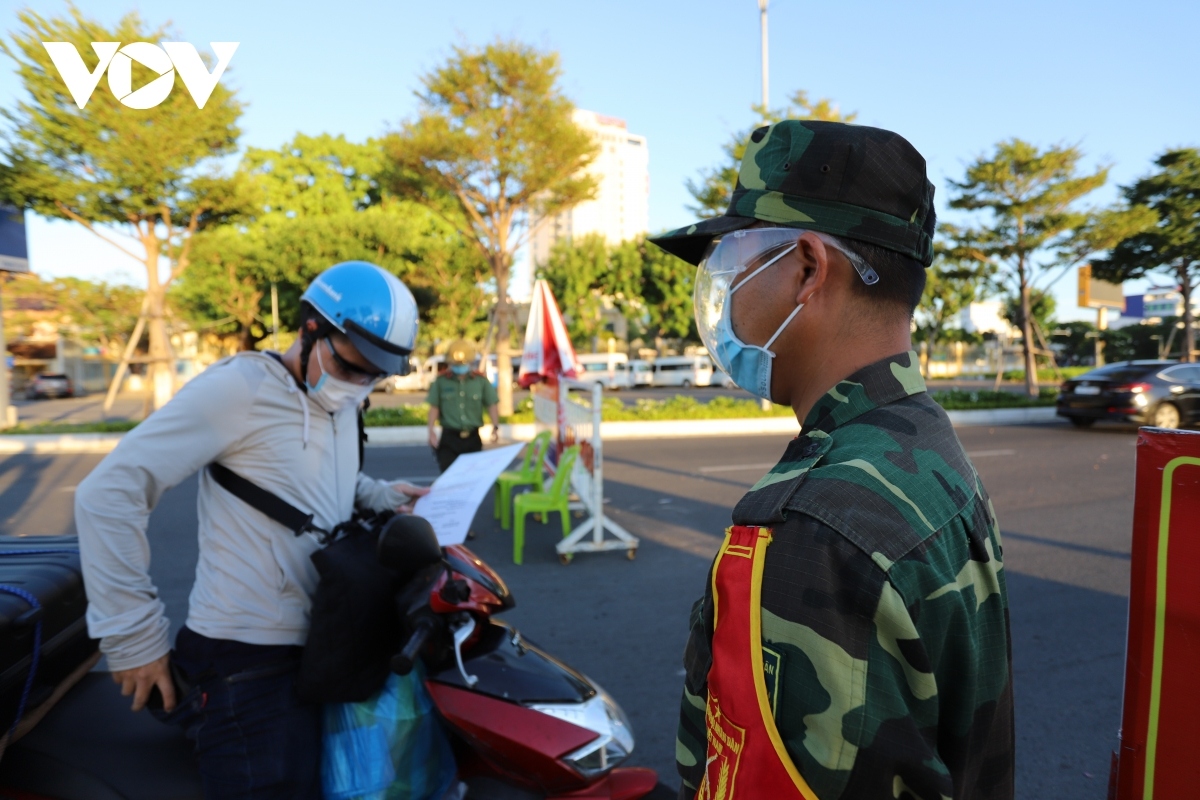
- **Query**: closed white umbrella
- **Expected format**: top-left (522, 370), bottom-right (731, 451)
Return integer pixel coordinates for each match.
top-left (518, 279), bottom-right (579, 388)
top-left (518, 280), bottom-right (579, 453)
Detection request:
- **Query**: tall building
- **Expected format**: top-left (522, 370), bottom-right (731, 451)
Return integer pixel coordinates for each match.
top-left (530, 109), bottom-right (649, 266)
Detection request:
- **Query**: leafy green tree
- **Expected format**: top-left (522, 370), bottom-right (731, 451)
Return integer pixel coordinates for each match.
top-left (915, 228), bottom-right (994, 363)
top-left (383, 40), bottom-right (599, 415)
top-left (2, 272), bottom-right (141, 354)
top-left (174, 226), bottom-right (271, 351)
top-left (1102, 316), bottom-right (1184, 362)
top-left (177, 135), bottom-right (490, 350)
top-left (686, 90), bottom-right (857, 218)
top-left (0, 7), bottom-right (247, 409)
top-left (639, 240), bottom-right (697, 341)
top-left (177, 133), bottom-right (383, 349)
top-left (541, 234), bottom-right (611, 346)
top-left (1049, 320), bottom-right (1098, 366)
top-left (53, 276), bottom-right (143, 353)
top-left (244, 132), bottom-right (383, 217)
top-left (1091, 149), bottom-right (1200, 362)
top-left (1002, 288), bottom-right (1057, 339)
top-left (945, 140), bottom-right (1150, 396)
top-left (539, 234), bottom-right (697, 347)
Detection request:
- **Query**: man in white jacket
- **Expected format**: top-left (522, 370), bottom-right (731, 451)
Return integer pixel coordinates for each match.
top-left (75, 262), bottom-right (426, 798)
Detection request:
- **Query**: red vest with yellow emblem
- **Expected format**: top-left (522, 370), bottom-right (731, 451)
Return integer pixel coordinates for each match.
top-left (699, 525), bottom-right (820, 800)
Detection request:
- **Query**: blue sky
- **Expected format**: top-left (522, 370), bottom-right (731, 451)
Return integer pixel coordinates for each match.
top-left (2, 0), bottom-right (1198, 319)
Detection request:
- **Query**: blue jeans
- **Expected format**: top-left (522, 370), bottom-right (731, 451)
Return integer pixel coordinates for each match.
top-left (153, 626), bottom-right (321, 800)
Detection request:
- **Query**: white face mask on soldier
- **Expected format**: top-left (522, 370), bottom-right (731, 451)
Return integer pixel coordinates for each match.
top-left (306, 341), bottom-right (374, 413)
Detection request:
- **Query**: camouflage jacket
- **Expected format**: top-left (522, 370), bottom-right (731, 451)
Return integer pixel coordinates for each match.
top-left (677, 352), bottom-right (1013, 800)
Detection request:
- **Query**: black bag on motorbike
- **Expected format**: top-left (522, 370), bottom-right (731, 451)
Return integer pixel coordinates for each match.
top-left (206, 463), bottom-right (404, 705)
top-left (295, 518), bottom-right (406, 704)
top-left (0, 536), bottom-right (99, 734)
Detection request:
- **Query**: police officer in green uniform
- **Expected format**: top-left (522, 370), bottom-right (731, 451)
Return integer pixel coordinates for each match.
top-left (652, 121), bottom-right (1014, 800)
top-left (427, 339), bottom-right (499, 472)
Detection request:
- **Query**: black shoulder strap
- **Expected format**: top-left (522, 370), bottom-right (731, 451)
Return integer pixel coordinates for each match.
top-left (358, 397), bottom-right (369, 471)
top-left (207, 462), bottom-right (322, 537)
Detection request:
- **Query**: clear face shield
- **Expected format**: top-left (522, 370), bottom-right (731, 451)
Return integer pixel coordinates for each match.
top-left (692, 227), bottom-right (880, 401)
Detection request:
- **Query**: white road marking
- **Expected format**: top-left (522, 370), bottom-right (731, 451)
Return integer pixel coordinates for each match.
top-left (967, 449), bottom-right (1016, 458)
top-left (697, 462), bottom-right (777, 474)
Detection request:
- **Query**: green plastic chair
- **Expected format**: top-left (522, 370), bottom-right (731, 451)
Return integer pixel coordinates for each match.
top-left (512, 445), bottom-right (580, 566)
top-left (493, 431), bottom-right (552, 530)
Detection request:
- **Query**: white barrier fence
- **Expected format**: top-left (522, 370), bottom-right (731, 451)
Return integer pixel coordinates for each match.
top-left (531, 382), bottom-right (639, 561)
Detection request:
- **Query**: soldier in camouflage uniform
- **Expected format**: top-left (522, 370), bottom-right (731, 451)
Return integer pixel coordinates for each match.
top-left (650, 121), bottom-right (1013, 800)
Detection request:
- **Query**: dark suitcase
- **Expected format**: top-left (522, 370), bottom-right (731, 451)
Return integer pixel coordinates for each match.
top-left (0, 535), bottom-right (98, 734)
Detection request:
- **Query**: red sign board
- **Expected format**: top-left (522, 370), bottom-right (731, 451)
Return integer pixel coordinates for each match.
top-left (1113, 427), bottom-right (1200, 800)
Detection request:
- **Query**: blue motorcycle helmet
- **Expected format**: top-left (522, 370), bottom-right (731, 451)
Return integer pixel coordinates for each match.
top-left (299, 261), bottom-right (419, 376)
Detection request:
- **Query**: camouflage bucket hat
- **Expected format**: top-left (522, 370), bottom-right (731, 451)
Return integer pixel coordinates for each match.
top-left (650, 120), bottom-right (936, 267)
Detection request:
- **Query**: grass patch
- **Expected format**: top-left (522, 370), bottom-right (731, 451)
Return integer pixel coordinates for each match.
top-left (930, 388), bottom-right (1058, 410)
top-left (1, 419), bottom-right (140, 435)
top-left (363, 404), bottom-right (430, 427)
top-left (505, 394), bottom-right (795, 423)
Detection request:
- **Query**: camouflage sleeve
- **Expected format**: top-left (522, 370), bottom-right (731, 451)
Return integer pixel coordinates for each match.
top-left (760, 514), bottom-right (953, 800)
top-left (886, 495), bottom-right (1014, 800)
top-left (676, 579), bottom-right (714, 799)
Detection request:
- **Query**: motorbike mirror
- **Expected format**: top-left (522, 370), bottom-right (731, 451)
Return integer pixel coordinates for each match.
top-left (377, 514), bottom-right (443, 575)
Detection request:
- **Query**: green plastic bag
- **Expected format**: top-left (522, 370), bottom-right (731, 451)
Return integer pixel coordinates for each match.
top-left (321, 663), bottom-right (457, 800)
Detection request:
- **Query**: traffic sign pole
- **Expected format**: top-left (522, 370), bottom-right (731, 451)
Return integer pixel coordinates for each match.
top-left (0, 206), bottom-right (29, 429)
top-left (0, 278), bottom-right (13, 428)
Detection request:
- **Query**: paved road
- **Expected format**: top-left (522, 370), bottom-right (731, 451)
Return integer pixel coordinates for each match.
top-left (0, 421), bottom-right (1136, 798)
top-left (11, 393), bottom-right (147, 426)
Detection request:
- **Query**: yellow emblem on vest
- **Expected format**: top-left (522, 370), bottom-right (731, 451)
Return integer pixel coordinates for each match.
top-left (702, 695), bottom-right (746, 800)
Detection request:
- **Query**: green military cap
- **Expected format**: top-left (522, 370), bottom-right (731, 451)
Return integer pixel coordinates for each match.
top-left (650, 120), bottom-right (936, 267)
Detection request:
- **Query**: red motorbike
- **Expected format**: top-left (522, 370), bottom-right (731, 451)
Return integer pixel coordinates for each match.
top-left (0, 516), bottom-right (668, 800)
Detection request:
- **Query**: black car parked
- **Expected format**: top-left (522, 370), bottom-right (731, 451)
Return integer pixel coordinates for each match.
top-left (1056, 360), bottom-right (1200, 429)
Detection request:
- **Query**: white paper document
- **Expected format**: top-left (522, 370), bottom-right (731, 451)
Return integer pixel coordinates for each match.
top-left (412, 442), bottom-right (525, 545)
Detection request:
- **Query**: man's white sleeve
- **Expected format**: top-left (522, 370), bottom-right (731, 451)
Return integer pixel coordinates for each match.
top-left (74, 363), bottom-right (253, 671)
top-left (355, 473), bottom-right (408, 513)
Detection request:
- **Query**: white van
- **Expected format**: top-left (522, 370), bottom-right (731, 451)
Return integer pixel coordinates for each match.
top-left (710, 367), bottom-right (734, 388)
top-left (424, 356), bottom-right (450, 391)
top-left (629, 359), bottom-right (655, 388)
top-left (378, 355), bottom-right (427, 393)
top-left (569, 353), bottom-right (632, 390)
top-left (652, 355), bottom-right (714, 388)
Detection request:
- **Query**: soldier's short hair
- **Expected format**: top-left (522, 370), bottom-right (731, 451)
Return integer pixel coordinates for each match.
top-left (831, 205), bottom-right (935, 318)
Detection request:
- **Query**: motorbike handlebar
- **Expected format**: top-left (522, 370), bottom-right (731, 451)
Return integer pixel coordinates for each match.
top-left (391, 618), bottom-right (435, 676)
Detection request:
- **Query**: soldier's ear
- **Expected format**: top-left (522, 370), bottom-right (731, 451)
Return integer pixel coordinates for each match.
top-left (793, 232), bottom-right (833, 306)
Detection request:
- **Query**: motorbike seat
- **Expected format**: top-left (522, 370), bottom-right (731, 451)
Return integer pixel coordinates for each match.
top-left (0, 671), bottom-right (201, 800)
